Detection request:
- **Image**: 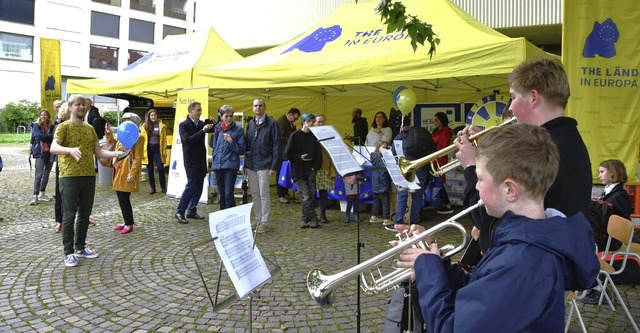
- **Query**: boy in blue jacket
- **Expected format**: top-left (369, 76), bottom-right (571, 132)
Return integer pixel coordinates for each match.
top-left (397, 124), bottom-right (599, 332)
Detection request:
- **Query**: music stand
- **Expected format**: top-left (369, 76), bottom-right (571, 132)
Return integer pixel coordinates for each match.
top-left (190, 204), bottom-right (281, 332)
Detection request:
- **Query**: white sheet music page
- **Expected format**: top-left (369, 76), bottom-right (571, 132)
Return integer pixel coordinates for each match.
top-left (309, 125), bottom-right (363, 176)
top-left (381, 147), bottom-right (421, 190)
top-left (209, 202), bottom-right (271, 299)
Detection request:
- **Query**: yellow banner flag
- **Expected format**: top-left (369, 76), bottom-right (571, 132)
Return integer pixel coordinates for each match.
top-left (562, 0), bottom-right (640, 183)
top-left (40, 38), bottom-right (62, 110)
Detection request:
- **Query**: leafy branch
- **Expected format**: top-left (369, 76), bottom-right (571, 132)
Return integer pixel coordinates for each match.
top-left (370, 0), bottom-right (440, 58)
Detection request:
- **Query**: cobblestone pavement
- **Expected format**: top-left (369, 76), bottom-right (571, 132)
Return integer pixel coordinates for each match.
top-left (0, 144), bottom-right (638, 332)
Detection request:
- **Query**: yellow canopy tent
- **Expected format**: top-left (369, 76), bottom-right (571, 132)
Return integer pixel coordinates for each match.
top-left (193, 0), bottom-right (558, 131)
top-left (66, 28), bottom-right (243, 100)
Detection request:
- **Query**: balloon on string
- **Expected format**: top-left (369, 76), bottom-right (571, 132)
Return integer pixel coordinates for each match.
top-left (392, 86), bottom-right (407, 108)
top-left (117, 120), bottom-right (140, 150)
top-left (396, 88), bottom-right (417, 115)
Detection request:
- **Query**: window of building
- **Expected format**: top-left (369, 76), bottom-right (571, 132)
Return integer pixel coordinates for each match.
top-left (0, 32), bottom-right (33, 62)
top-left (92, 0), bottom-right (121, 6)
top-left (130, 0), bottom-right (155, 14)
top-left (89, 44), bottom-right (118, 70)
top-left (0, 0), bottom-right (35, 25)
top-left (128, 49), bottom-right (148, 65)
top-left (129, 19), bottom-right (154, 44)
top-left (90, 11), bottom-right (120, 39)
top-left (164, 0), bottom-right (187, 20)
top-left (162, 25), bottom-right (186, 39)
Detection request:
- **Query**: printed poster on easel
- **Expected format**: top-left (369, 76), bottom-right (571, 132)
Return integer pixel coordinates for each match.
top-left (166, 87), bottom-right (210, 203)
top-left (209, 203), bottom-right (271, 299)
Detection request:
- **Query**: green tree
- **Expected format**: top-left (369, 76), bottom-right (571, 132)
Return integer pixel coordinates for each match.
top-left (0, 100), bottom-right (40, 133)
top-left (365, 0), bottom-right (440, 57)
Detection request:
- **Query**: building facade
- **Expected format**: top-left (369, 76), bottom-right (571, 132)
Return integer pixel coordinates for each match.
top-left (0, 0), bottom-right (562, 109)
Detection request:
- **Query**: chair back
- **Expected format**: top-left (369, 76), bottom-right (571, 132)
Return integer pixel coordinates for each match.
top-left (603, 215), bottom-right (635, 274)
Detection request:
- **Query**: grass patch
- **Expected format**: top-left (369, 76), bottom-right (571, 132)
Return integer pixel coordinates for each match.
top-left (0, 133), bottom-right (31, 144)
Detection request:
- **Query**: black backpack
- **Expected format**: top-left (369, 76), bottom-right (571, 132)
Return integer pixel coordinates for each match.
top-left (383, 283), bottom-right (427, 333)
top-left (403, 127), bottom-right (435, 158)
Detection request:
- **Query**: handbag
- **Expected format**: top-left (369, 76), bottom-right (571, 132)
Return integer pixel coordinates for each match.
top-left (98, 140), bottom-right (117, 167)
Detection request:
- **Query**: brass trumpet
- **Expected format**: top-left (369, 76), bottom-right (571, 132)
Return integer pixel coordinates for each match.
top-left (399, 117), bottom-right (518, 181)
top-left (306, 201), bottom-right (483, 306)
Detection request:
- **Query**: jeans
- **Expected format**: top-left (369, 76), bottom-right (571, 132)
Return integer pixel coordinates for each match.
top-left (147, 143), bottom-right (166, 190)
top-left (59, 176), bottom-right (95, 255)
top-left (295, 170), bottom-right (317, 222)
top-left (318, 189), bottom-right (328, 217)
top-left (176, 175), bottom-right (206, 215)
top-left (246, 168), bottom-right (271, 224)
top-left (215, 168), bottom-right (238, 210)
top-left (394, 168), bottom-right (429, 224)
top-left (116, 191), bottom-right (134, 226)
top-left (33, 155), bottom-right (53, 194)
top-left (372, 191), bottom-right (390, 219)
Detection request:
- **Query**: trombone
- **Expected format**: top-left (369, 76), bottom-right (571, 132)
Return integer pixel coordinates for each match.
top-left (307, 200), bottom-right (484, 306)
top-left (399, 117), bottom-right (518, 181)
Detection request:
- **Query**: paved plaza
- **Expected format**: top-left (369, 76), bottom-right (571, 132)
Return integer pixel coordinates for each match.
top-left (0, 144), bottom-right (638, 332)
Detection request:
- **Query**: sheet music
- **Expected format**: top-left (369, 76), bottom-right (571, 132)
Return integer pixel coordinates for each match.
top-left (309, 125), bottom-right (363, 176)
top-left (209, 203), bottom-right (271, 299)
top-left (381, 147), bottom-right (421, 190)
top-left (352, 145), bottom-right (375, 166)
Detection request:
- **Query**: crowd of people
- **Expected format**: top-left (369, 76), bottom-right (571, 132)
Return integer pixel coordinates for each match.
top-left (15, 59), bottom-right (639, 331)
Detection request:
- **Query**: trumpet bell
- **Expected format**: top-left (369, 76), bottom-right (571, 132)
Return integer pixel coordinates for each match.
top-left (307, 269), bottom-right (335, 305)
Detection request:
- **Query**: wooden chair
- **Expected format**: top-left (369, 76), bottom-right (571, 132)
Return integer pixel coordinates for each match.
top-left (566, 215), bottom-right (640, 333)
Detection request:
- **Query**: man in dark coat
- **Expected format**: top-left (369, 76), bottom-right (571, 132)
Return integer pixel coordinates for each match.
top-left (276, 107), bottom-right (300, 203)
top-left (174, 101), bottom-right (216, 224)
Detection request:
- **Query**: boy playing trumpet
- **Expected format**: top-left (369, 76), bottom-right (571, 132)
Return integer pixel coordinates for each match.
top-left (396, 124), bottom-right (599, 332)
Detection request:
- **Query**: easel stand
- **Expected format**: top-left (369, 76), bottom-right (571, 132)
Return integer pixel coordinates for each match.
top-left (190, 225), bottom-right (281, 332)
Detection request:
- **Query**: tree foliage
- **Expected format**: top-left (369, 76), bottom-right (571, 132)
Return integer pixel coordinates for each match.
top-left (364, 0), bottom-right (440, 58)
top-left (0, 100), bottom-right (40, 133)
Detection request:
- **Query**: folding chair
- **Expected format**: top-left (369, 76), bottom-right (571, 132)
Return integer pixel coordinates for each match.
top-left (566, 215), bottom-right (640, 333)
top-left (594, 215), bottom-right (640, 332)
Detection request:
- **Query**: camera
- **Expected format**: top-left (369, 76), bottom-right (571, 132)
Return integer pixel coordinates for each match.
top-left (204, 118), bottom-right (215, 125)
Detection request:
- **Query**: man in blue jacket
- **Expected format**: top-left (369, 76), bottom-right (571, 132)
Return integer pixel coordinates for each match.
top-left (174, 101), bottom-right (215, 224)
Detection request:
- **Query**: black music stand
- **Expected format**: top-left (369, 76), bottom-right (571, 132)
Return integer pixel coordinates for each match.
top-left (190, 206), bottom-right (281, 332)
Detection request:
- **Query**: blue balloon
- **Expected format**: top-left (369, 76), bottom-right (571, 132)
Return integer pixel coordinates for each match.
top-left (392, 86), bottom-right (407, 108)
top-left (117, 121), bottom-right (140, 150)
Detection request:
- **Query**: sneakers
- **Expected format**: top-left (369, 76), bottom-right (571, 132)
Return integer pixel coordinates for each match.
top-left (278, 197), bottom-right (289, 203)
top-left (53, 222), bottom-right (62, 233)
top-left (64, 254), bottom-right (78, 267)
top-left (76, 247), bottom-right (99, 258)
top-left (250, 220), bottom-right (259, 228)
top-left (256, 223), bottom-right (271, 234)
top-left (301, 219), bottom-right (310, 229)
top-left (120, 225), bottom-right (133, 235)
top-left (384, 224), bottom-right (398, 231)
top-left (437, 206), bottom-right (454, 215)
top-left (382, 219), bottom-right (394, 226)
top-left (38, 194), bottom-right (51, 202)
top-left (344, 214), bottom-right (351, 223)
top-left (310, 218), bottom-right (319, 229)
top-left (29, 195), bottom-right (38, 206)
top-left (369, 216), bottom-right (384, 223)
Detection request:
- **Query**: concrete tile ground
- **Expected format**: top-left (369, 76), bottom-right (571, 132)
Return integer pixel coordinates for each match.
top-left (0, 144), bottom-right (638, 332)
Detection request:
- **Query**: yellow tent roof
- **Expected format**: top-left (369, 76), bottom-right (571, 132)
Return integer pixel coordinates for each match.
top-left (194, 0), bottom-right (558, 99)
top-left (66, 28), bottom-right (243, 98)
